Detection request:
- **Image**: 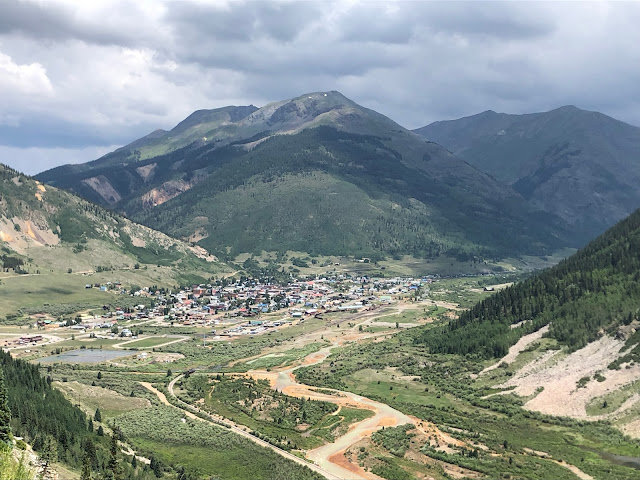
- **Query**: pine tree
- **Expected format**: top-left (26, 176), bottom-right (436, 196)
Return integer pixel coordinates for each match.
top-left (107, 434), bottom-right (120, 480)
top-left (150, 455), bottom-right (163, 478)
top-left (0, 369), bottom-right (11, 443)
top-left (81, 454), bottom-right (92, 480)
top-left (84, 438), bottom-right (97, 468)
top-left (40, 434), bottom-right (58, 476)
top-left (94, 408), bottom-right (102, 422)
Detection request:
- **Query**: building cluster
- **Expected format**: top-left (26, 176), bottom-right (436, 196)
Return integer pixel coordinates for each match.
top-left (148, 275), bottom-right (431, 335)
top-left (32, 276), bottom-right (432, 338)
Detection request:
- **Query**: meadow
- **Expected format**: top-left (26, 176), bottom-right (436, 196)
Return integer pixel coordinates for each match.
top-left (113, 406), bottom-right (323, 480)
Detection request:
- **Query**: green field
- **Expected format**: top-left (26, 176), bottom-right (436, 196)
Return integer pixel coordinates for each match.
top-left (114, 406), bottom-right (323, 480)
top-left (177, 374), bottom-right (372, 450)
top-left (120, 336), bottom-right (179, 349)
top-left (54, 380), bottom-right (151, 418)
top-left (230, 342), bottom-right (326, 372)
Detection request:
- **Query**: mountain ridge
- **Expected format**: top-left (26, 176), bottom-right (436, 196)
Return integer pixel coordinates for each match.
top-left (0, 163), bottom-right (225, 283)
top-left (37, 91), bottom-right (572, 261)
top-left (414, 105), bottom-right (640, 242)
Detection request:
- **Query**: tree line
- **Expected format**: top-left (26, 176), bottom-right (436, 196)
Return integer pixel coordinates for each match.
top-left (418, 208), bottom-right (640, 358)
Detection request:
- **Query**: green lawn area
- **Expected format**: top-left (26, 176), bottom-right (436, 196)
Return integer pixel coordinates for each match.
top-left (230, 342), bottom-right (326, 372)
top-left (0, 273), bottom-right (109, 319)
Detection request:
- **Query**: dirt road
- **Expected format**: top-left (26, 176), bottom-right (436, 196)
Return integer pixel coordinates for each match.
top-left (144, 379), bottom-right (347, 480)
top-left (114, 335), bottom-right (189, 349)
top-left (246, 343), bottom-right (413, 480)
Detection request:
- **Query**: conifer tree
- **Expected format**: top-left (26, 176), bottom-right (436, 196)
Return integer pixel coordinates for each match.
top-left (107, 434), bottom-right (120, 480)
top-left (0, 369), bottom-right (11, 443)
top-left (40, 434), bottom-right (58, 477)
top-left (80, 454), bottom-right (92, 480)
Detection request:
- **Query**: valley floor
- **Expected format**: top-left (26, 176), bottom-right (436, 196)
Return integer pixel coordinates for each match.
top-left (6, 276), bottom-right (640, 480)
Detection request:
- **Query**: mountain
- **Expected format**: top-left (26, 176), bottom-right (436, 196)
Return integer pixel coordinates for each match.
top-left (414, 106), bottom-right (640, 242)
top-left (420, 206), bottom-right (640, 359)
top-left (38, 91), bottom-right (571, 261)
top-left (0, 163), bottom-right (225, 283)
top-left (416, 205), bottom-right (640, 430)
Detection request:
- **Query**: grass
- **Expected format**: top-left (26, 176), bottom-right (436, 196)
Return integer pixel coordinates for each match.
top-left (47, 367), bottom-right (165, 401)
top-left (230, 342), bottom-right (326, 372)
top-left (0, 444), bottom-right (33, 480)
top-left (234, 250), bottom-right (528, 278)
top-left (119, 336), bottom-right (178, 349)
top-left (313, 407), bottom-right (374, 442)
top-left (149, 318), bottom-right (328, 372)
top-left (178, 374), bottom-right (369, 450)
top-left (0, 236), bottom-right (227, 320)
top-left (0, 273), bottom-right (111, 319)
top-left (54, 380), bottom-right (151, 418)
top-left (295, 331), bottom-right (640, 480)
top-left (585, 379), bottom-right (640, 416)
top-left (114, 405), bottom-right (323, 480)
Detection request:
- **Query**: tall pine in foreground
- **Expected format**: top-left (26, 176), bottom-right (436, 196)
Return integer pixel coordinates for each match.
top-left (0, 368), bottom-right (10, 443)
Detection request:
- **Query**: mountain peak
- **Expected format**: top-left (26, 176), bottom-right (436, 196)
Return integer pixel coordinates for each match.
top-left (550, 105), bottom-right (582, 114)
top-left (413, 104), bottom-right (640, 242)
top-left (171, 105), bottom-right (258, 135)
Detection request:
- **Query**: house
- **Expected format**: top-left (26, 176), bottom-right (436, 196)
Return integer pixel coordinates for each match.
top-left (20, 335), bottom-right (43, 343)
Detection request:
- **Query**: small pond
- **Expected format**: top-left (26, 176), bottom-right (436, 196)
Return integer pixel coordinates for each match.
top-left (36, 349), bottom-right (134, 364)
top-left (597, 451), bottom-right (640, 470)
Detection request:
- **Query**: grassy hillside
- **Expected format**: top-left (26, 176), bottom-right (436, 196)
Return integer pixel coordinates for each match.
top-left (418, 207), bottom-right (640, 358)
top-left (37, 92), bottom-right (572, 261)
top-left (415, 106), bottom-right (640, 242)
top-left (0, 163), bottom-right (228, 318)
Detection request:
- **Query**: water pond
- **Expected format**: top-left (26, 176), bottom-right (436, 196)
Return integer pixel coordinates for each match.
top-left (36, 348), bottom-right (134, 364)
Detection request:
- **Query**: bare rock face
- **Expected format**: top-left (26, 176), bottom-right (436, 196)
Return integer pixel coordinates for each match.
top-left (616, 321), bottom-right (639, 341)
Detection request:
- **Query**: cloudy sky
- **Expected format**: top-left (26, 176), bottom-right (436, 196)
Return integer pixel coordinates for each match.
top-left (1, 0), bottom-right (639, 175)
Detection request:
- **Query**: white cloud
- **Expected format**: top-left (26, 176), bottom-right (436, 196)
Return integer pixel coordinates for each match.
top-left (0, 51), bottom-right (52, 95)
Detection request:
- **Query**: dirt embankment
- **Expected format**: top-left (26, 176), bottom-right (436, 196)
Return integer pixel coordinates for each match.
top-left (497, 335), bottom-right (640, 422)
top-left (480, 325), bottom-right (550, 375)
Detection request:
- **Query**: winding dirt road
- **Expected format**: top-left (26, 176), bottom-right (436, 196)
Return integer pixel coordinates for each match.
top-left (142, 379), bottom-right (347, 480)
top-left (245, 343), bottom-right (414, 480)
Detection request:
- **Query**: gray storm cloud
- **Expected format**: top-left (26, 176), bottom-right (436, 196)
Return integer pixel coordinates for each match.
top-left (0, 0), bottom-right (638, 173)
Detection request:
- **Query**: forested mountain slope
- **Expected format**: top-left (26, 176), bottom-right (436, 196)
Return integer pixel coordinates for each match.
top-left (414, 106), bottom-right (640, 242)
top-left (420, 207), bottom-right (640, 359)
top-left (0, 350), bottom-right (113, 478)
top-left (37, 92), bottom-right (571, 260)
